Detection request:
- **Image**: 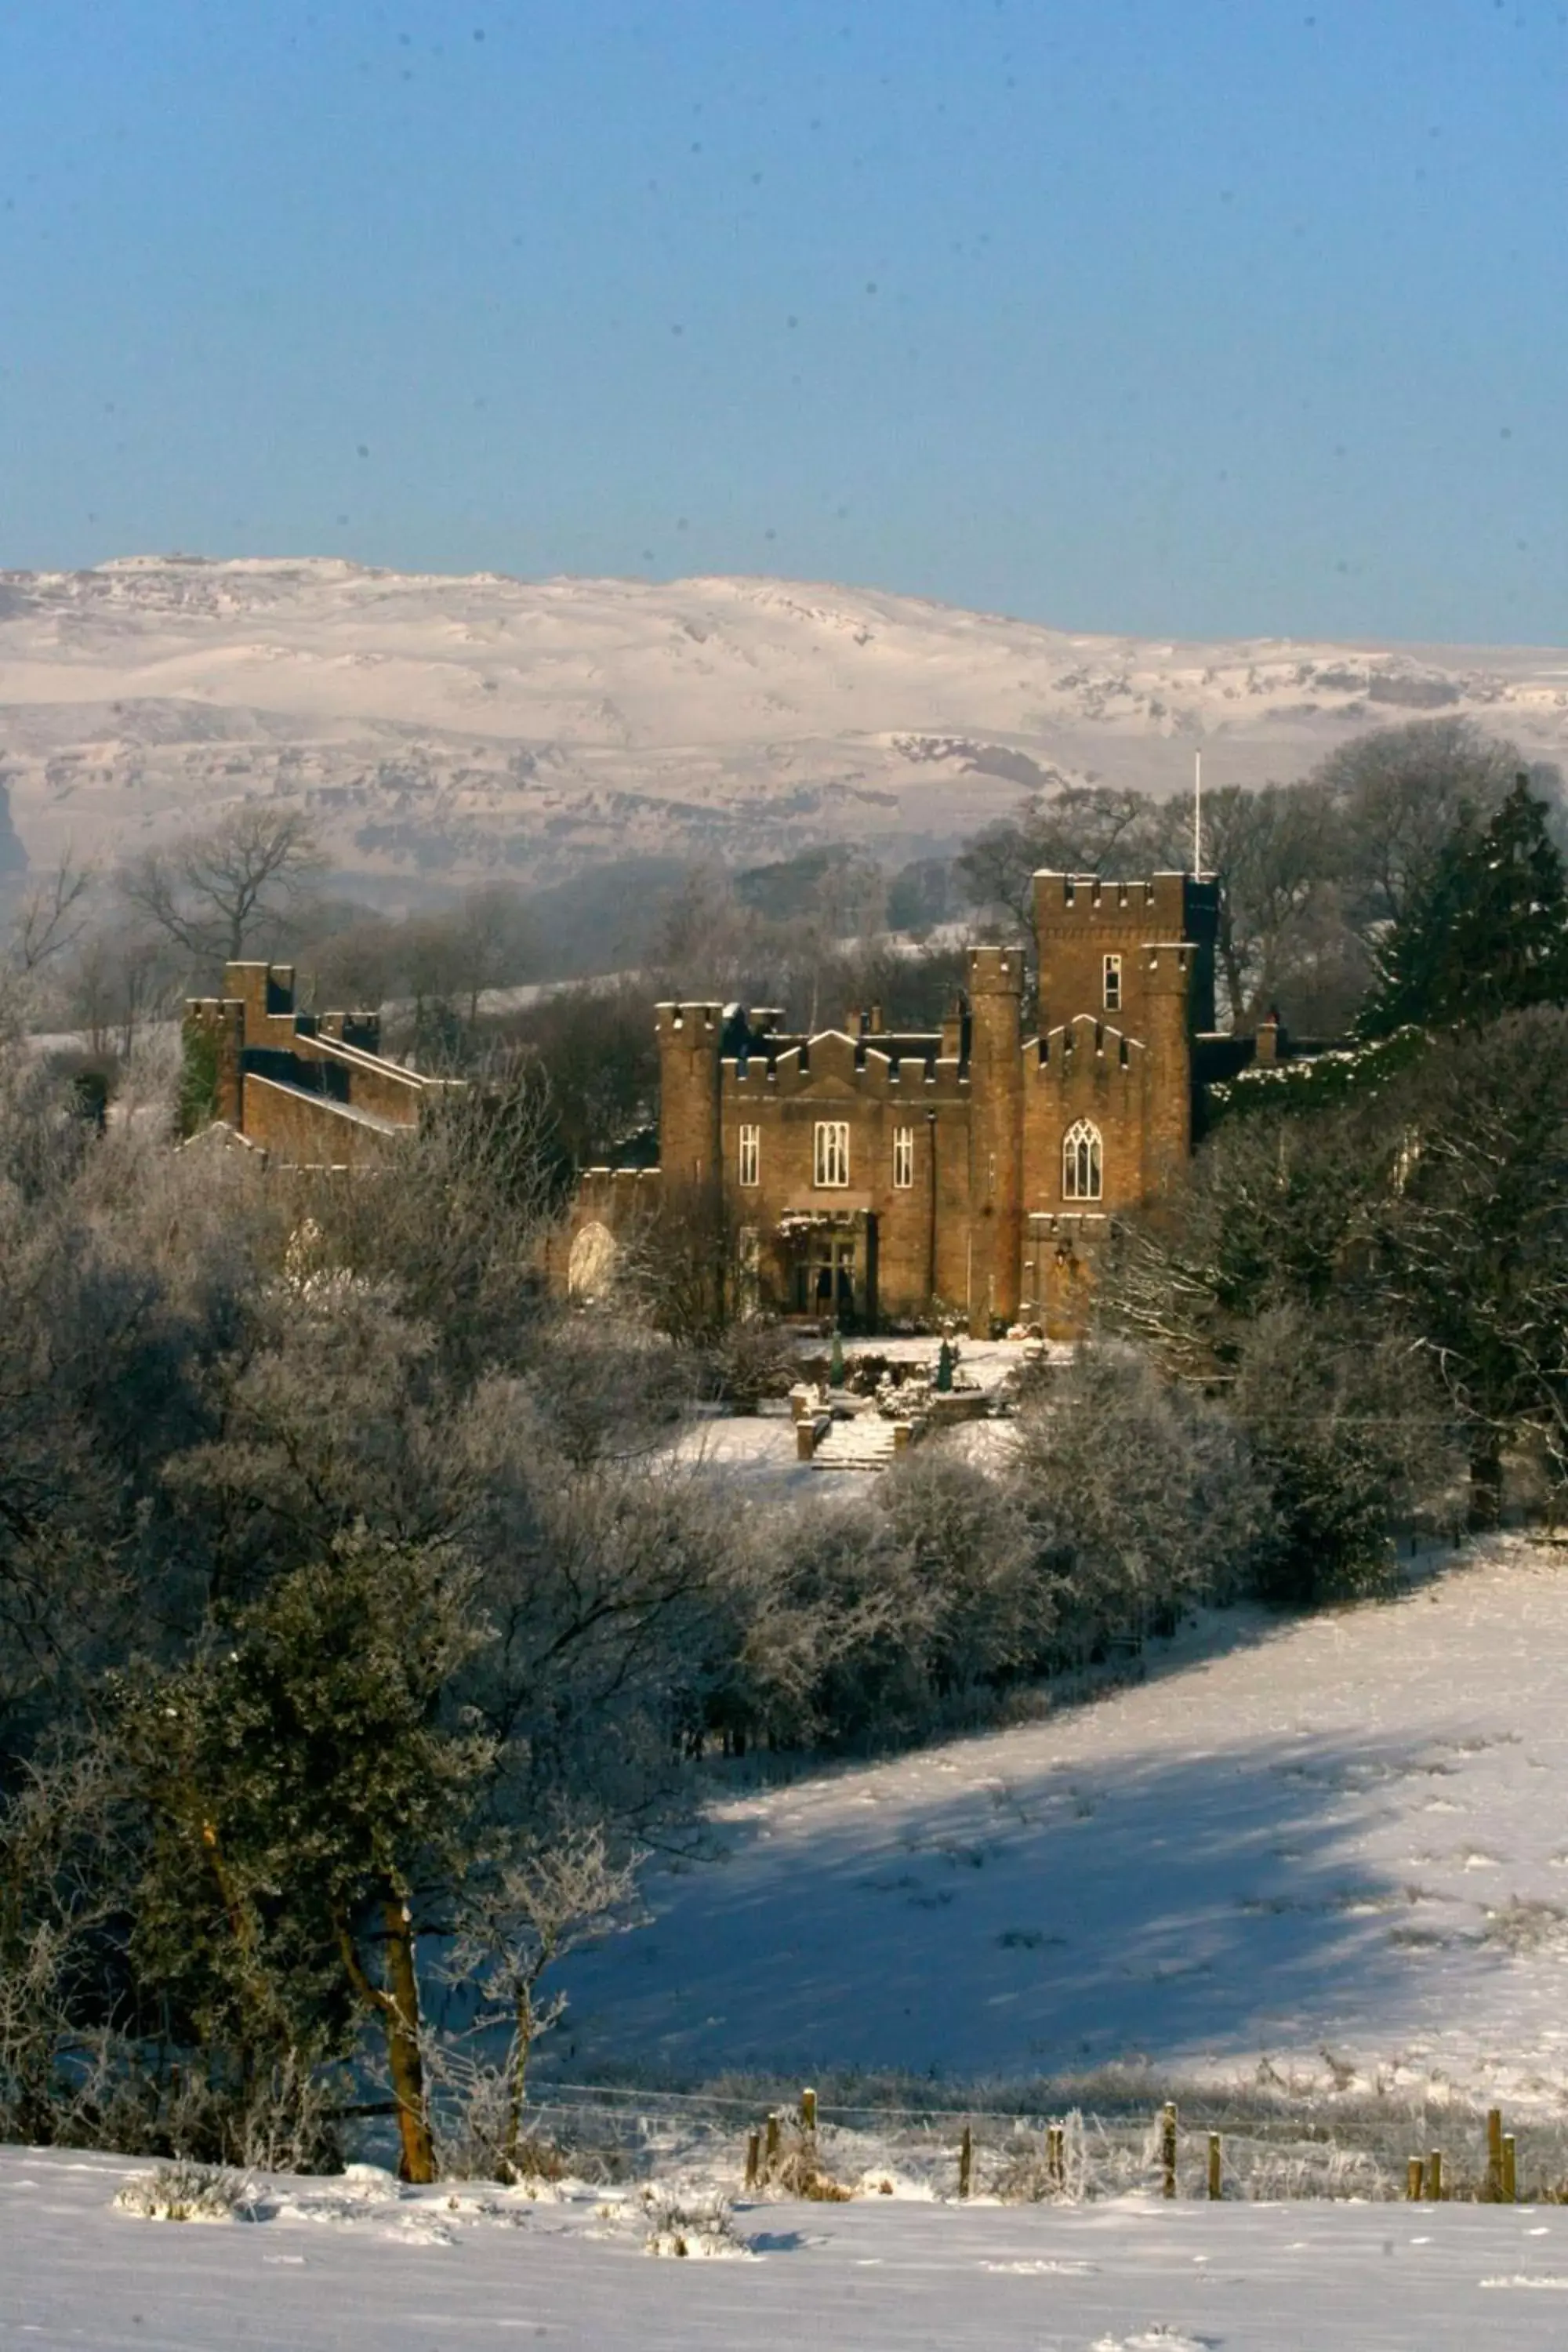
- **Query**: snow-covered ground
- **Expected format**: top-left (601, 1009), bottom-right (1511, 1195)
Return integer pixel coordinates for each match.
top-left (13, 1541), bottom-right (1568, 2347)
top-left (12, 2144), bottom-right (1568, 2351)
top-left (4, 555), bottom-right (1567, 885)
top-left (665, 1335), bottom-right (1042, 1490)
top-left (554, 1538), bottom-right (1568, 2113)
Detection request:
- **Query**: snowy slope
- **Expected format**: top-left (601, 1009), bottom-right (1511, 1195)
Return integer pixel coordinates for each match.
top-left (2, 555), bottom-right (1566, 886)
top-left (554, 1540), bottom-right (1568, 2111)
top-left (10, 2147), bottom-right (1568, 2351)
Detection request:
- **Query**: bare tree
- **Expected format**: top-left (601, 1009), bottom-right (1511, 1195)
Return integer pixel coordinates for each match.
top-left (1160, 781), bottom-right (1355, 1030)
top-left (438, 1828), bottom-right (641, 2177)
top-left (118, 805), bottom-right (323, 971)
top-left (8, 850), bottom-right (94, 975)
top-left (401, 886), bottom-right (537, 1040)
top-left (65, 923), bottom-right (182, 1061)
top-left (958, 785), bottom-right (1166, 939)
top-left (299, 908), bottom-right (397, 1014)
top-left (1309, 717), bottom-right (1560, 943)
top-left (960, 779), bottom-right (1355, 1030)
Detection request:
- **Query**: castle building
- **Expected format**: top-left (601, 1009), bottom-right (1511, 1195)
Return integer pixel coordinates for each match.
top-left (183, 960), bottom-right (455, 1165)
top-left (575, 868), bottom-right (1285, 1335)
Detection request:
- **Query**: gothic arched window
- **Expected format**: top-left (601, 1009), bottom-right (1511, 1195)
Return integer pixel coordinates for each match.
top-left (1062, 1118), bottom-right (1103, 1202)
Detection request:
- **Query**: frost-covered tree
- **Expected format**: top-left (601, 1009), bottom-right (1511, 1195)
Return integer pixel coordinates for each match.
top-left (1010, 1345), bottom-right (1269, 1648)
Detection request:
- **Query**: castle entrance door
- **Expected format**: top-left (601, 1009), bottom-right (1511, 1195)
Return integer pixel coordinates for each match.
top-left (804, 1235), bottom-right (855, 1321)
top-left (785, 1213), bottom-right (878, 1329)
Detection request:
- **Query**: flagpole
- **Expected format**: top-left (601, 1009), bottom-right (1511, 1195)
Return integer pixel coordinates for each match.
top-left (1193, 749), bottom-right (1203, 877)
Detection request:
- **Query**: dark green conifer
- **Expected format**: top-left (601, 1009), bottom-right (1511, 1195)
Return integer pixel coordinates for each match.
top-left (1359, 775), bottom-right (1568, 1038)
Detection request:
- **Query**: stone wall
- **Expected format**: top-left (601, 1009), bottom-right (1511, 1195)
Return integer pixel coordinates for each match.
top-left (183, 960), bottom-right (448, 1166)
top-left (239, 1072), bottom-right (394, 1169)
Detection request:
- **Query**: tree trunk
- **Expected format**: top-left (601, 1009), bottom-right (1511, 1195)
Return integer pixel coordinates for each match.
top-left (1468, 1433), bottom-right (1504, 1532)
top-left (505, 1987), bottom-right (535, 2175)
top-left (381, 1896), bottom-right (436, 2184)
top-left (333, 1898), bottom-right (436, 2184)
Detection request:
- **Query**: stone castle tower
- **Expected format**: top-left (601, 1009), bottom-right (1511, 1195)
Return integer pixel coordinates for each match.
top-left (572, 866), bottom-right (1257, 1336)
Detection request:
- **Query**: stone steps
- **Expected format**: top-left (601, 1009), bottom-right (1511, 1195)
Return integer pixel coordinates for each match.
top-left (810, 1417), bottom-right (902, 1471)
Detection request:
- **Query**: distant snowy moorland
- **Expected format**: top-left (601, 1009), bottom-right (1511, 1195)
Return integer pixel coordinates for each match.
top-left (2, 556), bottom-right (1566, 887)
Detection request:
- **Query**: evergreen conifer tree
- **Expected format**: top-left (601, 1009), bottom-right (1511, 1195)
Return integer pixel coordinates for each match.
top-left (1359, 775), bottom-right (1568, 1038)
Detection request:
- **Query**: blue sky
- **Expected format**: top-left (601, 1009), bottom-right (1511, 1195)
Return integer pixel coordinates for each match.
top-left (2, 0), bottom-right (1564, 641)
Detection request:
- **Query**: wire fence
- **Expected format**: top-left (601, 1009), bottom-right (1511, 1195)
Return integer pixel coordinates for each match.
top-left (508, 2076), bottom-right (1568, 2205)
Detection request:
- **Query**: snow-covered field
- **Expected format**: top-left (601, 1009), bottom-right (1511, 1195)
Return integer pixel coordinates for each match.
top-left (13, 2144), bottom-right (1568, 2351)
top-left (13, 1544), bottom-right (1568, 2347)
top-left (4, 555), bottom-right (1566, 885)
top-left (554, 1539), bottom-right (1568, 2114)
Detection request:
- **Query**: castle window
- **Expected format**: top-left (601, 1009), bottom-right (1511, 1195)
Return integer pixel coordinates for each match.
top-left (892, 1126), bottom-right (914, 1188)
top-left (1062, 1117), bottom-right (1102, 1202)
top-left (1103, 953), bottom-right (1122, 1011)
top-left (738, 1123), bottom-right (760, 1187)
top-left (813, 1120), bottom-right (851, 1188)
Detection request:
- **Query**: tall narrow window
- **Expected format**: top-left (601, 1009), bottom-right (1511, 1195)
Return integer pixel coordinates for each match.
top-left (892, 1125), bottom-right (914, 1188)
top-left (1102, 953), bottom-right (1122, 1011)
top-left (813, 1120), bottom-right (851, 1188)
top-left (1062, 1117), bottom-right (1102, 1202)
top-left (738, 1123), bottom-right (760, 1187)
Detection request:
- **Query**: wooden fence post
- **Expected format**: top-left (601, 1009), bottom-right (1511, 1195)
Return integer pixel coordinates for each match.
top-left (1161, 2103), bottom-right (1178, 2199)
top-left (745, 2131), bottom-right (761, 2190)
top-left (1207, 2132), bottom-right (1222, 2201)
top-left (800, 2086), bottom-right (818, 2136)
top-left (765, 2112), bottom-right (781, 2178)
top-left (1406, 2156), bottom-right (1423, 2201)
top-left (958, 2125), bottom-right (974, 2201)
top-left (1427, 2149), bottom-right (1443, 2202)
top-left (1486, 2107), bottom-right (1504, 2201)
top-left (1047, 2123), bottom-right (1064, 2190)
top-left (1503, 2134), bottom-right (1518, 2204)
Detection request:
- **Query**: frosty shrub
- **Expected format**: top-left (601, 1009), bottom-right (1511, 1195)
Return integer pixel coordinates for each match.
top-left (1229, 1303), bottom-right (1450, 1603)
top-left (706, 1315), bottom-right (800, 1412)
top-left (989, 2111), bottom-right (1090, 2203)
top-left (432, 1826), bottom-right (642, 2183)
top-left (114, 2160), bottom-right (256, 2223)
top-left (755, 2120), bottom-right (853, 2201)
top-left (875, 1449), bottom-right (1045, 1700)
top-left (1479, 1897), bottom-right (1568, 1956)
top-left (1009, 1345), bottom-right (1270, 1662)
top-left (641, 2189), bottom-right (753, 2258)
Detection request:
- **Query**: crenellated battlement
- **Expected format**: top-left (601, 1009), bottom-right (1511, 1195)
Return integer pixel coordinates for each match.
top-left (1144, 940), bottom-right (1197, 986)
top-left (655, 1000), bottom-right (723, 1042)
top-left (967, 942), bottom-right (1022, 996)
top-left (577, 1165), bottom-right (663, 1213)
top-left (1033, 1014), bottom-right (1142, 1070)
top-left (727, 1030), bottom-right (971, 1102)
top-left (1033, 870), bottom-right (1192, 926)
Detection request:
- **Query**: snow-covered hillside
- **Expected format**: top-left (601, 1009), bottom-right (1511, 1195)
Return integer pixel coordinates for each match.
top-left (11, 2146), bottom-right (1568, 2351)
top-left (554, 1538), bottom-right (1568, 2114)
top-left (3, 556), bottom-right (1566, 887)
